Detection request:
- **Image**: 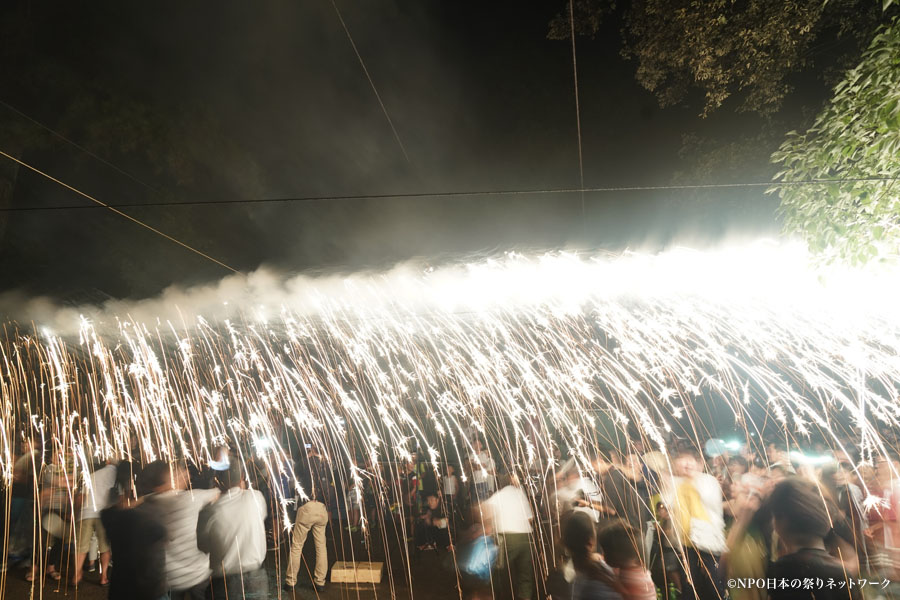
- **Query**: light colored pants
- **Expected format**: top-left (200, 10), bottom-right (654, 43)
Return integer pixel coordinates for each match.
top-left (285, 501), bottom-right (328, 587)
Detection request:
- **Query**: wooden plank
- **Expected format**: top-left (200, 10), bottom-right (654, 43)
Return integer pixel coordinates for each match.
top-left (330, 561), bottom-right (384, 584)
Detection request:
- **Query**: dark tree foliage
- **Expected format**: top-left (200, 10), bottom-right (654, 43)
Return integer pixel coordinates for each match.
top-left (550, 0), bottom-right (887, 117)
top-left (771, 17), bottom-right (900, 264)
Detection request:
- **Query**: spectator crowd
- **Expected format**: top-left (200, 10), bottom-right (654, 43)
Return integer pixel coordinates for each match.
top-left (1, 430), bottom-right (899, 600)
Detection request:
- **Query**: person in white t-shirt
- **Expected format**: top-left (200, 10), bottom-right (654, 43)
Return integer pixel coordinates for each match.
top-left (142, 462), bottom-right (220, 600)
top-left (484, 473), bottom-right (534, 600)
top-left (198, 459), bottom-right (268, 598)
top-left (72, 460), bottom-right (118, 585)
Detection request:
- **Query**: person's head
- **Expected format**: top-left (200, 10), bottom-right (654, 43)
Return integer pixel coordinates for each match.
top-left (473, 437), bottom-right (484, 452)
top-left (624, 453), bottom-right (643, 478)
top-left (727, 456), bottom-right (749, 478)
top-left (217, 458), bottom-right (245, 491)
top-left (674, 451), bottom-right (701, 478)
top-left (138, 460), bottom-right (173, 496)
top-left (447, 464), bottom-right (455, 476)
top-left (426, 494), bottom-right (439, 510)
top-left (496, 472), bottom-right (515, 489)
top-left (876, 455), bottom-right (899, 482)
top-left (562, 510), bottom-right (596, 559)
top-left (655, 501), bottom-right (669, 522)
top-left (834, 457), bottom-right (855, 486)
top-left (590, 449), bottom-right (613, 474)
top-left (597, 521), bottom-right (642, 568)
top-left (768, 477), bottom-right (832, 550)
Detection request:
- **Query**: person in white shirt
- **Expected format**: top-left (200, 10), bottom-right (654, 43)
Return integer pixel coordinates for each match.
top-left (142, 462), bottom-right (220, 600)
top-left (72, 460), bottom-right (118, 585)
top-left (198, 459), bottom-right (269, 599)
top-left (483, 473), bottom-right (534, 600)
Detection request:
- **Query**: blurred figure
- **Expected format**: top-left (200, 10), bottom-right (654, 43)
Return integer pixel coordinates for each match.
top-left (443, 463), bottom-right (462, 528)
top-left (285, 455), bottom-right (329, 594)
top-left (198, 459), bottom-right (268, 599)
top-left (767, 478), bottom-right (857, 600)
top-left (672, 451), bottom-right (726, 600)
top-left (102, 461), bottom-right (170, 600)
top-left (72, 458), bottom-right (118, 585)
top-left (484, 473), bottom-right (534, 600)
top-left (645, 501), bottom-right (682, 595)
top-left (561, 511), bottom-right (623, 600)
top-left (723, 483), bottom-right (771, 600)
top-left (875, 455), bottom-right (900, 553)
top-left (142, 461), bottom-right (220, 600)
top-left (471, 437), bottom-right (496, 504)
top-left (597, 522), bottom-right (655, 600)
top-left (29, 449), bottom-right (70, 583)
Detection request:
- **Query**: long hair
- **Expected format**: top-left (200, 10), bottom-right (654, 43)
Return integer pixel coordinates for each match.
top-left (561, 511), bottom-right (623, 590)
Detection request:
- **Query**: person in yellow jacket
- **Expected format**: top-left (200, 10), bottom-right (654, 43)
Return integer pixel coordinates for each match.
top-left (670, 452), bottom-right (727, 600)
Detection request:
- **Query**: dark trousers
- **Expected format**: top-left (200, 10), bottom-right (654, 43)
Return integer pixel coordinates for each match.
top-left (414, 523), bottom-right (450, 549)
top-left (171, 581), bottom-right (208, 600)
top-left (686, 548), bottom-right (724, 600)
top-left (207, 567), bottom-right (268, 599)
top-left (500, 532), bottom-right (534, 600)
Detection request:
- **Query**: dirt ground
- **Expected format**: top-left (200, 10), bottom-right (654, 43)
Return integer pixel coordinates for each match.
top-left (1, 520), bottom-right (477, 600)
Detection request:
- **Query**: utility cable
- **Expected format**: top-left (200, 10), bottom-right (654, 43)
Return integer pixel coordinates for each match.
top-left (0, 150), bottom-right (238, 273)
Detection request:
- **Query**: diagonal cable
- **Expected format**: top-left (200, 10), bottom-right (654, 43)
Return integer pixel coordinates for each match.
top-left (0, 150), bottom-right (238, 273)
top-left (329, 0), bottom-right (411, 164)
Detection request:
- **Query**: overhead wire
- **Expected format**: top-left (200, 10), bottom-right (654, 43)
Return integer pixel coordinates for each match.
top-left (568, 0), bottom-right (586, 231)
top-left (329, 0), bottom-right (411, 164)
top-left (0, 99), bottom-right (166, 197)
top-left (0, 145), bottom-right (897, 214)
top-left (0, 150), bottom-right (239, 273)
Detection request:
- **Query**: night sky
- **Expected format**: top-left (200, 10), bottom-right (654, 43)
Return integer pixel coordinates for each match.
top-left (0, 1), bottom-right (821, 301)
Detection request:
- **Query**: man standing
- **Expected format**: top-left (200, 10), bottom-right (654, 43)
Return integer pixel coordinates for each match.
top-left (72, 459), bottom-right (117, 585)
top-left (142, 461), bottom-right (220, 600)
top-left (484, 473), bottom-right (534, 600)
top-left (198, 459), bottom-right (269, 599)
top-left (285, 454), bottom-right (329, 594)
top-left (101, 461), bottom-right (170, 600)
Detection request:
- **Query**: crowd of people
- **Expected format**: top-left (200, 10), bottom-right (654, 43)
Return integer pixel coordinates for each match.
top-left (1, 431), bottom-right (899, 600)
top-left (550, 442), bottom-right (900, 600)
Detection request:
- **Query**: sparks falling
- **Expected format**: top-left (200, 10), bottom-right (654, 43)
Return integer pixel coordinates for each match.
top-left (2, 241), bottom-right (899, 591)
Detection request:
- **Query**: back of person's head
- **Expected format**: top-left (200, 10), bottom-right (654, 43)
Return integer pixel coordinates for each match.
top-left (138, 461), bottom-right (171, 496)
top-left (563, 512), bottom-right (621, 588)
top-left (597, 521), bottom-right (642, 568)
top-left (562, 510), bottom-right (596, 560)
top-left (768, 477), bottom-right (832, 541)
top-left (218, 458), bottom-right (244, 490)
top-left (728, 456), bottom-right (748, 471)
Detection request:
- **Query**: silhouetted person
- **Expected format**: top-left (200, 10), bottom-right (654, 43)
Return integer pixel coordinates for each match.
top-left (101, 461), bottom-right (169, 600)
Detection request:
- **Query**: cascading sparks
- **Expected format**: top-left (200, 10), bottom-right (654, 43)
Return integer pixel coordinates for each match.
top-left (1, 241), bottom-right (899, 590)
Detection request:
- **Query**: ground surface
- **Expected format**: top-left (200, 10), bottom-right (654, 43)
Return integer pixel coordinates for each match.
top-left (1, 519), bottom-right (478, 600)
